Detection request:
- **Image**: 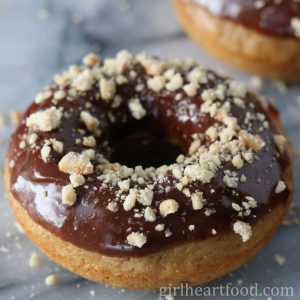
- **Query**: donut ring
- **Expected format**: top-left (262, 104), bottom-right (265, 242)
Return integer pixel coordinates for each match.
top-left (6, 51), bottom-right (292, 290)
top-left (172, 0), bottom-right (300, 80)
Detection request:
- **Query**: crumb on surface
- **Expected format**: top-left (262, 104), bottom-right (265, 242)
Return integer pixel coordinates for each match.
top-left (29, 251), bottom-right (41, 268)
top-left (45, 274), bottom-right (58, 286)
top-left (274, 254), bottom-right (286, 266)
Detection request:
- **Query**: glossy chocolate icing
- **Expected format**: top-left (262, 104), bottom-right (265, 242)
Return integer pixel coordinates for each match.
top-left (7, 64), bottom-right (291, 257)
top-left (193, 0), bottom-right (300, 37)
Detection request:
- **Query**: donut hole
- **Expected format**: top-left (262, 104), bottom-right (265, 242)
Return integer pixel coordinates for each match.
top-left (110, 120), bottom-right (185, 168)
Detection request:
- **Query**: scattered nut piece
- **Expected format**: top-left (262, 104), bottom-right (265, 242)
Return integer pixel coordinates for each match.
top-left (238, 130), bottom-right (265, 151)
top-left (233, 221), bottom-right (252, 242)
top-left (83, 136), bottom-right (96, 147)
top-left (83, 53), bottom-right (100, 67)
top-left (50, 139), bottom-right (64, 153)
top-left (183, 82), bottom-right (198, 97)
top-left (138, 188), bottom-right (154, 206)
top-left (232, 154), bottom-right (244, 169)
top-left (274, 254), bottom-right (286, 266)
top-left (45, 274), bottom-right (59, 286)
top-left (159, 199), bottom-right (179, 217)
top-left (166, 73), bottom-right (183, 91)
top-left (59, 152), bottom-right (93, 175)
top-left (191, 192), bottom-right (203, 210)
top-left (69, 174), bottom-right (85, 188)
top-left (72, 69), bottom-right (94, 92)
top-left (291, 17), bottom-right (300, 38)
top-left (144, 207), bottom-right (156, 222)
top-left (80, 111), bottom-right (100, 134)
top-left (188, 225), bottom-right (195, 231)
top-left (123, 189), bottom-right (138, 211)
top-left (118, 179), bottom-right (130, 191)
top-left (127, 232), bottom-right (147, 248)
top-left (100, 78), bottom-right (116, 101)
top-left (41, 144), bottom-right (51, 162)
top-left (106, 202), bottom-right (119, 212)
top-left (35, 91), bottom-right (52, 104)
top-left (147, 76), bottom-right (166, 92)
top-left (26, 107), bottom-right (62, 132)
top-left (128, 98), bottom-right (146, 120)
top-left (155, 224), bottom-right (165, 232)
top-left (29, 251), bottom-right (41, 268)
top-left (53, 90), bottom-right (66, 101)
top-left (275, 180), bottom-right (286, 194)
top-left (62, 184), bottom-right (77, 206)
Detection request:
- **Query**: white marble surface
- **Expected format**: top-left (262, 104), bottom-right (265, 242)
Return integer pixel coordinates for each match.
top-left (0, 0), bottom-right (299, 299)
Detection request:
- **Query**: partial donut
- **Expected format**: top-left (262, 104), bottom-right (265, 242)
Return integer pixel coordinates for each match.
top-left (6, 51), bottom-right (292, 290)
top-left (173, 0), bottom-right (300, 80)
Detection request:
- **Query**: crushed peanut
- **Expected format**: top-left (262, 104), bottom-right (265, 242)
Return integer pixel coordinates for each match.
top-left (127, 232), bottom-right (147, 248)
top-left (26, 107), bottom-right (62, 132)
top-left (59, 152), bottom-right (93, 175)
top-left (62, 184), bottom-right (77, 206)
top-left (233, 221), bottom-right (252, 242)
top-left (128, 98), bottom-right (146, 120)
top-left (29, 251), bottom-right (41, 268)
top-left (45, 274), bottom-right (59, 286)
top-left (69, 174), bottom-right (85, 188)
top-left (275, 180), bottom-right (286, 194)
top-left (159, 199), bottom-right (179, 217)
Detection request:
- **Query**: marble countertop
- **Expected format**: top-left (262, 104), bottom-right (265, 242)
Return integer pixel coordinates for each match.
top-left (0, 0), bottom-right (299, 299)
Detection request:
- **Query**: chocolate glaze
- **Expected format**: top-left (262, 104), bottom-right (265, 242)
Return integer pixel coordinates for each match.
top-left (8, 65), bottom-right (291, 257)
top-left (192, 0), bottom-right (300, 37)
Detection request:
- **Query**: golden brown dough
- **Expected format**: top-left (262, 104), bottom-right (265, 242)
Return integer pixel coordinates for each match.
top-left (5, 172), bottom-right (292, 289)
top-left (172, 0), bottom-right (300, 80)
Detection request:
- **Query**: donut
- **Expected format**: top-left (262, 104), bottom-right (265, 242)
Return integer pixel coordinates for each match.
top-left (6, 51), bottom-right (292, 290)
top-left (172, 0), bottom-right (300, 80)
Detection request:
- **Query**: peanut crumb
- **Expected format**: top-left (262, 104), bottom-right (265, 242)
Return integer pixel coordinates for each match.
top-left (45, 274), bottom-right (58, 286)
top-left (147, 76), bottom-right (166, 92)
top-left (72, 69), bottom-right (94, 92)
top-left (106, 202), bottom-right (119, 212)
top-left (166, 73), bottom-right (183, 91)
top-left (83, 136), bottom-right (96, 147)
top-left (291, 17), bottom-right (300, 38)
top-left (127, 232), bottom-right (147, 248)
top-left (41, 144), bottom-right (51, 162)
top-left (128, 98), bottom-right (146, 120)
top-left (100, 78), bottom-right (116, 101)
top-left (144, 207), bottom-right (156, 222)
top-left (275, 180), bottom-right (286, 194)
top-left (80, 111), bottom-right (100, 134)
top-left (59, 152), bottom-right (94, 175)
top-left (191, 192), bottom-right (204, 210)
top-left (274, 254), bottom-right (286, 266)
top-left (155, 224), bottom-right (165, 231)
top-left (159, 199), bottom-right (179, 217)
top-left (62, 184), bottom-right (77, 206)
top-left (83, 53), bottom-right (100, 67)
top-left (233, 221), bottom-right (252, 242)
top-left (29, 251), bottom-right (41, 268)
top-left (123, 189), bottom-right (138, 211)
top-left (26, 107), bottom-right (62, 132)
top-left (69, 174), bottom-right (85, 188)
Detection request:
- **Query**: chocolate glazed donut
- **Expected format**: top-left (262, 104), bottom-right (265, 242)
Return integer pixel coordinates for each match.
top-left (5, 52), bottom-right (292, 289)
top-left (173, 0), bottom-right (300, 80)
